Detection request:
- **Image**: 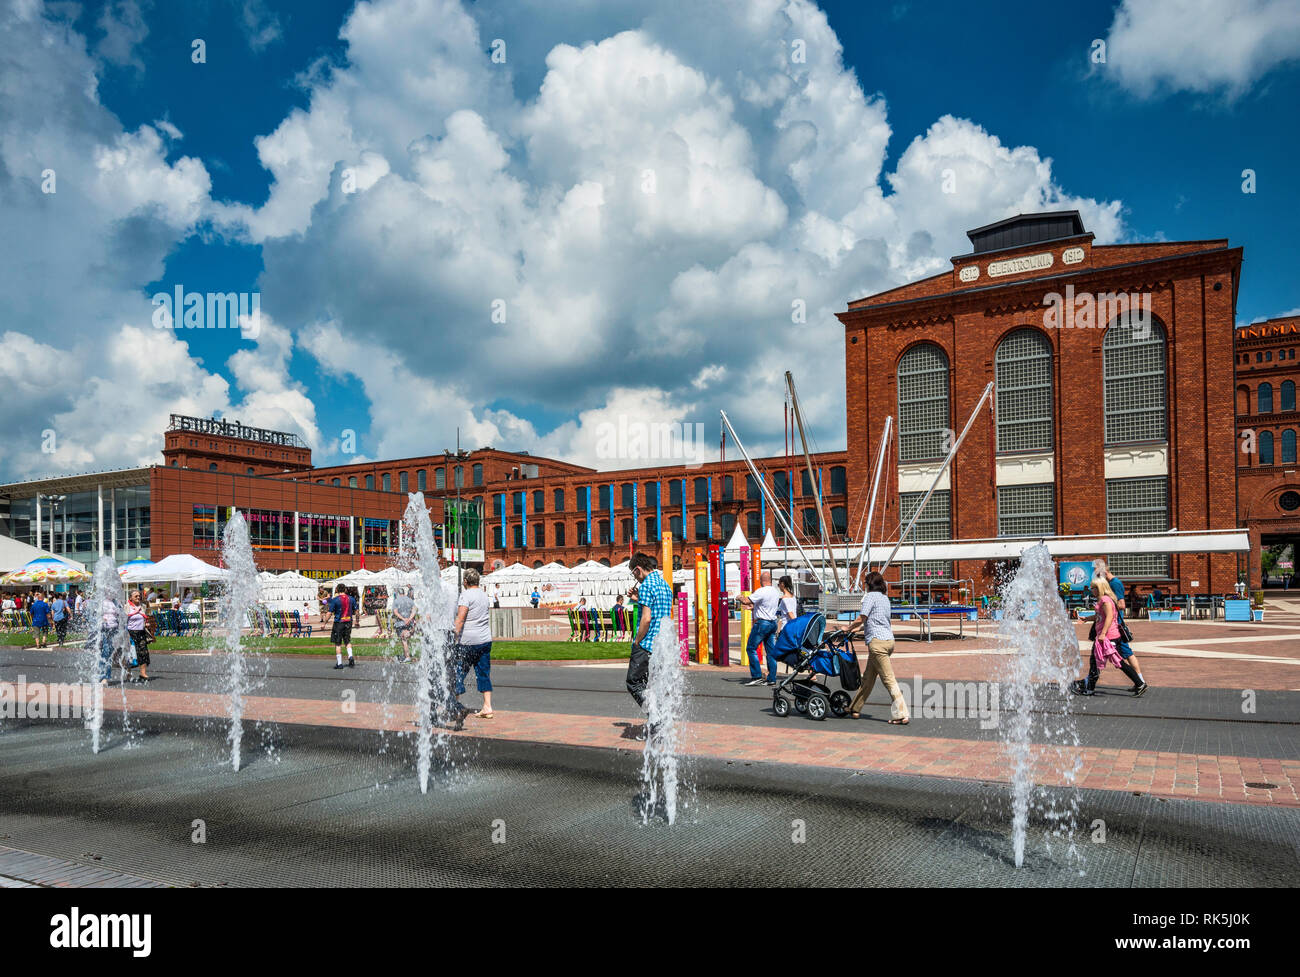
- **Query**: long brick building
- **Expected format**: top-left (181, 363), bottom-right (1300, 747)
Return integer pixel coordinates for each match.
top-left (3, 211), bottom-right (1294, 593)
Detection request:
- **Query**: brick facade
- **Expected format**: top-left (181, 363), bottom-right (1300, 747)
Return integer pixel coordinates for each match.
top-left (837, 215), bottom-right (1243, 597)
top-left (1234, 316), bottom-right (1300, 587)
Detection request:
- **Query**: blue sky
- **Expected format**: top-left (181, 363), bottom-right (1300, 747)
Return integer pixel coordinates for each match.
top-left (4, 0), bottom-right (1299, 482)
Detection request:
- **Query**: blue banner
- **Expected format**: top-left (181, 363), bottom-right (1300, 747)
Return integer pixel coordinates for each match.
top-left (656, 480), bottom-right (662, 544)
top-left (586, 485), bottom-right (592, 547)
top-left (706, 475), bottom-right (713, 540)
top-left (499, 493), bottom-right (506, 550)
top-left (521, 490), bottom-right (527, 549)
top-left (632, 482), bottom-right (638, 542)
top-left (680, 479), bottom-right (687, 540)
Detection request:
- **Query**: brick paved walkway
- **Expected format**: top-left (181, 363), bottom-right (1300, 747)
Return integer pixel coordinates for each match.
top-left (82, 685), bottom-right (1299, 810)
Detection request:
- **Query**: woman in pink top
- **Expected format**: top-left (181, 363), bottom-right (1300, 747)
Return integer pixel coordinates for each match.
top-left (1071, 574), bottom-right (1143, 695)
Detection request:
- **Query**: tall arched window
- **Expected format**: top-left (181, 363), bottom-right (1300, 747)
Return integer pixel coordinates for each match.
top-left (1283, 381), bottom-right (1296, 412)
top-left (994, 328), bottom-right (1053, 452)
top-left (898, 343), bottom-right (949, 461)
top-left (1284, 430), bottom-right (1297, 465)
top-left (1103, 314), bottom-right (1167, 445)
top-left (1260, 431), bottom-right (1274, 465)
top-left (1259, 383), bottom-right (1274, 414)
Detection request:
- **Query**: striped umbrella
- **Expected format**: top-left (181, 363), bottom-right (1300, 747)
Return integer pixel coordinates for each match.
top-left (0, 557), bottom-right (91, 585)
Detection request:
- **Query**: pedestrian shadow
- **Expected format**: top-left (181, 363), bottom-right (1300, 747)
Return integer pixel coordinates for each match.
top-left (614, 721), bottom-right (647, 741)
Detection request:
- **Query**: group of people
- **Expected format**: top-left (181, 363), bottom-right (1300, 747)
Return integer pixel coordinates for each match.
top-left (320, 568), bottom-right (496, 726)
top-left (6, 590), bottom-right (83, 648)
top-left (92, 589), bottom-right (155, 684)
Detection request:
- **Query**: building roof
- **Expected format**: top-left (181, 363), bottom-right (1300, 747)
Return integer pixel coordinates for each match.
top-left (0, 467), bottom-right (153, 497)
top-left (964, 210), bottom-right (1086, 255)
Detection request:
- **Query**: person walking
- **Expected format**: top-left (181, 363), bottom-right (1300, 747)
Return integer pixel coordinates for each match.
top-left (452, 569), bottom-right (494, 719)
top-left (326, 584), bottom-right (356, 669)
top-left (1071, 574), bottom-right (1145, 695)
top-left (1091, 557), bottom-right (1147, 695)
top-left (737, 571), bottom-right (781, 686)
top-left (30, 593), bottom-right (51, 648)
top-left (530, 587), bottom-right (541, 608)
top-left (51, 592), bottom-right (71, 648)
top-left (126, 590), bottom-right (152, 682)
top-left (98, 593), bottom-right (124, 685)
top-left (845, 571), bottom-right (910, 724)
top-left (624, 551), bottom-right (674, 724)
top-left (392, 586), bottom-right (417, 663)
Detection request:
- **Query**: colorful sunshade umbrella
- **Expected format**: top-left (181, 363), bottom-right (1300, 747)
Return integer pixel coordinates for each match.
top-left (0, 557), bottom-right (91, 585)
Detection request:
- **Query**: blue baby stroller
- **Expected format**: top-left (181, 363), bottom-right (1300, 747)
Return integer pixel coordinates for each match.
top-left (770, 612), bottom-right (862, 721)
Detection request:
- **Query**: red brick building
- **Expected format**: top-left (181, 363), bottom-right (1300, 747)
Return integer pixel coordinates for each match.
top-left (837, 211), bottom-right (1244, 595)
top-left (1235, 315), bottom-right (1300, 586)
top-left (281, 446), bottom-right (850, 571)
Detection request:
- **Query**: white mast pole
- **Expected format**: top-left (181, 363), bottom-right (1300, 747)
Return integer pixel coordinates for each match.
top-left (719, 410), bottom-right (825, 588)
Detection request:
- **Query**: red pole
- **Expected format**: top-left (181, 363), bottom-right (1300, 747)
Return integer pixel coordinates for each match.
top-left (708, 544), bottom-right (723, 666)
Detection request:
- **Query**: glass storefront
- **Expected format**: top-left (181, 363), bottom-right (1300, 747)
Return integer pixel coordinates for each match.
top-left (6, 485), bottom-right (150, 573)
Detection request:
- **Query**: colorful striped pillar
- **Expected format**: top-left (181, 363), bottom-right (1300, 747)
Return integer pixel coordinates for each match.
top-left (676, 592), bottom-right (689, 665)
top-left (708, 544), bottom-right (724, 666)
top-left (694, 556), bottom-right (708, 664)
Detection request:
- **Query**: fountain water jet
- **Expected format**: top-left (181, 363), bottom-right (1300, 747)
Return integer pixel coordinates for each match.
top-left (81, 554), bottom-right (128, 753)
top-left (995, 543), bottom-right (1083, 868)
top-left (401, 493), bottom-right (456, 793)
top-left (216, 511), bottom-right (261, 771)
top-left (639, 625), bottom-right (687, 825)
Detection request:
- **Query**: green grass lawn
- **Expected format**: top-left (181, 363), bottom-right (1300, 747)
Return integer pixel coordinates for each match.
top-left (0, 630), bottom-right (628, 661)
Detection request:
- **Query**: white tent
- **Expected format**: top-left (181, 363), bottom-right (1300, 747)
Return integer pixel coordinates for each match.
top-left (724, 525), bottom-right (750, 552)
top-left (260, 571), bottom-right (320, 611)
top-left (0, 535), bottom-right (85, 573)
top-left (122, 553), bottom-right (227, 584)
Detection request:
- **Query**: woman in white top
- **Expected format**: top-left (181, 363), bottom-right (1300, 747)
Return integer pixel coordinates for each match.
top-left (452, 568), bottom-right (495, 720)
top-left (845, 571), bottom-right (909, 724)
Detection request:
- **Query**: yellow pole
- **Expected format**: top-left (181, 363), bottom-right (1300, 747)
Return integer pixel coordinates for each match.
top-left (695, 557), bottom-right (709, 664)
top-left (739, 590), bottom-right (752, 668)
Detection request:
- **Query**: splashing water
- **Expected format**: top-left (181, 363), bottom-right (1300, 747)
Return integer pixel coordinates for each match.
top-left (640, 624), bottom-right (687, 825)
top-left (995, 543), bottom-right (1083, 869)
top-left (402, 493), bottom-right (456, 793)
top-left (81, 555), bottom-right (129, 753)
top-left (216, 512), bottom-right (261, 771)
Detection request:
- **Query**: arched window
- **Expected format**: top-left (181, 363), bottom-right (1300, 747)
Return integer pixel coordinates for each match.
top-left (830, 466), bottom-right (847, 495)
top-left (994, 328), bottom-right (1053, 452)
top-left (435, 468), bottom-right (445, 489)
top-left (399, 471), bottom-right (408, 493)
top-left (1260, 431), bottom-right (1274, 465)
top-left (473, 463), bottom-right (483, 486)
top-left (1284, 430), bottom-right (1297, 465)
top-left (417, 469), bottom-right (426, 491)
top-left (1259, 383), bottom-right (1274, 414)
top-left (1283, 381), bottom-right (1296, 412)
top-left (1103, 314), bottom-right (1166, 445)
top-left (898, 343), bottom-right (949, 461)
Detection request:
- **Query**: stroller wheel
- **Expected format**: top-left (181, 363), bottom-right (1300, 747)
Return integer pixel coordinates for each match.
top-left (772, 695), bottom-right (790, 718)
top-left (830, 690), bottom-right (851, 717)
top-left (794, 698), bottom-right (806, 713)
top-left (806, 693), bottom-right (829, 721)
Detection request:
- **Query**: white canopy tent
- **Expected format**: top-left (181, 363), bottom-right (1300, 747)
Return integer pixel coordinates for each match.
top-left (0, 535), bottom-right (86, 573)
top-left (121, 553), bottom-right (227, 584)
